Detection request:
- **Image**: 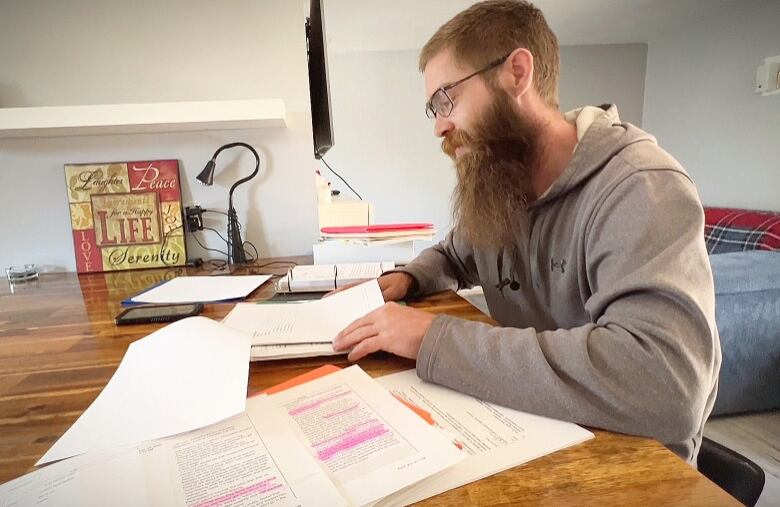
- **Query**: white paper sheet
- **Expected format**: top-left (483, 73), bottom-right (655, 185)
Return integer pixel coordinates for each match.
top-left (374, 370), bottom-right (594, 507)
top-left (37, 317), bottom-right (251, 465)
top-left (269, 365), bottom-right (465, 507)
top-left (129, 274), bottom-right (271, 304)
top-left (3, 396), bottom-right (346, 507)
top-left (223, 279), bottom-right (385, 346)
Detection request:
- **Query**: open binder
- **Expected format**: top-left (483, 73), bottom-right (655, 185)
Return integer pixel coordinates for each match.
top-left (275, 262), bottom-right (395, 293)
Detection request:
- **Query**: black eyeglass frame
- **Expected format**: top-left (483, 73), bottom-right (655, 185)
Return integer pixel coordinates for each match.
top-left (425, 52), bottom-right (512, 119)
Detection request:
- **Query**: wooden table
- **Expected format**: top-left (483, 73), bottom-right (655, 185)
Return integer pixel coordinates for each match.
top-left (0, 264), bottom-right (739, 506)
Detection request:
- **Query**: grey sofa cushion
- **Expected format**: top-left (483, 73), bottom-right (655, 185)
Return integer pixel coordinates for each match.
top-left (709, 251), bottom-right (780, 416)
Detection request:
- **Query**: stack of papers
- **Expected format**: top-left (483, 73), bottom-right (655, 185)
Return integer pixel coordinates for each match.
top-left (375, 370), bottom-right (594, 506)
top-left (1, 364), bottom-right (466, 507)
top-left (268, 366), bottom-right (465, 506)
top-left (314, 223), bottom-right (436, 265)
top-left (2, 286), bottom-right (594, 506)
top-left (2, 395), bottom-right (346, 507)
top-left (320, 223), bottom-right (437, 243)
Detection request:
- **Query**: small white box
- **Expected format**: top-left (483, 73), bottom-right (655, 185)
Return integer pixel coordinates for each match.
top-left (313, 240), bottom-right (416, 265)
top-left (318, 200), bottom-right (374, 229)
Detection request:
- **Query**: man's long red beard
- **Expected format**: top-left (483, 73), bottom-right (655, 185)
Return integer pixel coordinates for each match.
top-left (443, 90), bottom-right (541, 249)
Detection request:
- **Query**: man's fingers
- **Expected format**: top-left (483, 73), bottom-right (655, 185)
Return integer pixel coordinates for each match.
top-left (335, 314), bottom-right (371, 342)
top-left (347, 336), bottom-right (382, 362)
top-left (381, 287), bottom-right (399, 302)
top-left (333, 324), bottom-right (378, 351)
top-left (335, 304), bottom-right (386, 340)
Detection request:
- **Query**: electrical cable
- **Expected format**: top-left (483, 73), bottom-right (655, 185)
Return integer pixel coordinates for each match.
top-left (204, 258), bottom-right (228, 270)
top-left (203, 226), bottom-right (231, 248)
top-left (320, 157), bottom-right (363, 200)
top-left (191, 231), bottom-right (229, 258)
top-left (252, 260), bottom-right (298, 269)
top-left (203, 209), bottom-right (229, 218)
top-left (241, 240), bottom-right (259, 262)
top-left (159, 223), bottom-right (183, 267)
top-left (193, 213), bottom-right (260, 266)
top-left (192, 209), bottom-right (292, 272)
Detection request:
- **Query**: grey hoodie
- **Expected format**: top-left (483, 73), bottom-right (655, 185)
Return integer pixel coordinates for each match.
top-left (396, 105), bottom-right (721, 463)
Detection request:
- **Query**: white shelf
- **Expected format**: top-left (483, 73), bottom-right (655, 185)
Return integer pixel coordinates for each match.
top-left (0, 99), bottom-right (287, 138)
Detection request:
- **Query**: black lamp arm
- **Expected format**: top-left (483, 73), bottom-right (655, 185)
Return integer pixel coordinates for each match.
top-left (208, 142), bottom-right (260, 211)
top-left (206, 142), bottom-right (260, 265)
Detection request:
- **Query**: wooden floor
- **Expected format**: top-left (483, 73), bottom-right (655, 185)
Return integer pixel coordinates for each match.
top-left (459, 287), bottom-right (780, 506)
top-left (705, 411), bottom-right (780, 507)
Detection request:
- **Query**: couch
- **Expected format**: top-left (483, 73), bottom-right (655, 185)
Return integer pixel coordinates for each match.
top-left (704, 207), bottom-right (780, 415)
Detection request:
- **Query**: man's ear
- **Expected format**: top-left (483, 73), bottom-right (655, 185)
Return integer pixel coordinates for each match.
top-left (505, 48), bottom-right (534, 101)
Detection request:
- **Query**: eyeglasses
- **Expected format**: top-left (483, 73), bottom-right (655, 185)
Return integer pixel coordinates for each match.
top-left (425, 53), bottom-right (511, 119)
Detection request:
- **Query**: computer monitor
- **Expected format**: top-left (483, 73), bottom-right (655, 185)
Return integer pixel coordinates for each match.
top-left (306, 0), bottom-right (334, 160)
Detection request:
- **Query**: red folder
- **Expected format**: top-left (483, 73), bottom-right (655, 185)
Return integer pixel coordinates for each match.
top-left (320, 223), bottom-right (434, 234)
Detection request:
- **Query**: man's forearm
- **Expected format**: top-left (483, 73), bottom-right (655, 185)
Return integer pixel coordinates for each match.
top-left (391, 230), bottom-right (478, 296)
top-left (416, 293), bottom-right (717, 446)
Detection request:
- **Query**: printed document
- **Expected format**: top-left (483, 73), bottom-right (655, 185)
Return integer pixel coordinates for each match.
top-left (37, 317), bottom-right (251, 465)
top-left (222, 279), bottom-right (385, 346)
top-left (269, 365), bottom-right (465, 507)
top-left (129, 274), bottom-right (271, 304)
top-left (374, 370), bottom-right (594, 506)
top-left (1, 395), bottom-right (346, 506)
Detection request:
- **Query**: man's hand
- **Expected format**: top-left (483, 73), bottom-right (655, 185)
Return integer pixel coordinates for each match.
top-left (332, 302), bottom-right (436, 361)
top-left (325, 272), bottom-right (415, 302)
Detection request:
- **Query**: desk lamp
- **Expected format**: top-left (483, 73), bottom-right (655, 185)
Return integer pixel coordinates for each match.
top-left (196, 142), bottom-right (259, 265)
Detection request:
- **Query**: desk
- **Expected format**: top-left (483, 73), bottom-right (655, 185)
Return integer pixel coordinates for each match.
top-left (0, 263), bottom-right (738, 506)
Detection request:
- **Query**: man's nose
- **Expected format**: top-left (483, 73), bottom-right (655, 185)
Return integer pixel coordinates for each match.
top-left (434, 114), bottom-right (454, 138)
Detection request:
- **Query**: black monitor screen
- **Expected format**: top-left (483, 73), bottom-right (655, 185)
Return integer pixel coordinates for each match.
top-left (306, 0), bottom-right (334, 159)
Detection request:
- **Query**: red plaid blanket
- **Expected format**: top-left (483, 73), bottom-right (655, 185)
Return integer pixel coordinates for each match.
top-left (704, 207), bottom-right (780, 254)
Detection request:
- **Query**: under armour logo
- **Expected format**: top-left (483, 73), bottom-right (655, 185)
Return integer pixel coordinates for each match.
top-left (550, 258), bottom-right (566, 273)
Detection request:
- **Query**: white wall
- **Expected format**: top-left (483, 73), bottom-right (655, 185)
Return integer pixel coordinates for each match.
top-left (324, 44), bottom-right (648, 239)
top-left (325, 49), bottom-right (453, 243)
top-left (643, 0), bottom-right (780, 211)
top-left (0, 0), bottom-right (319, 271)
top-left (560, 44), bottom-right (647, 126)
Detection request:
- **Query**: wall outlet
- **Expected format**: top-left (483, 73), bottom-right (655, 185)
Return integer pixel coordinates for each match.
top-left (184, 205), bottom-right (205, 231)
top-left (756, 56), bottom-right (780, 96)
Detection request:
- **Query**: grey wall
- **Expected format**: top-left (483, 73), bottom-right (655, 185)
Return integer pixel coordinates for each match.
top-left (643, 0), bottom-right (780, 211)
top-left (0, 0), bottom-right (320, 271)
top-left (7, 0), bottom-right (772, 274)
top-left (560, 44), bottom-right (647, 126)
top-left (324, 44), bottom-right (648, 240)
top-left (325, 49), bottom-right (452, 246)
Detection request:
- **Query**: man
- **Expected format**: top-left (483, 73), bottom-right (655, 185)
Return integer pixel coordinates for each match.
top-left (331, 0), bottom-right (720, 463)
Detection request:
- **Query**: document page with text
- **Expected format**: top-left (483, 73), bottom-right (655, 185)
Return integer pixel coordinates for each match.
top-left (269, 365), bottom-right (465, 507)
top-left (0, 395), bottom-right (345, 507)
top-left (222, 280), bottom-right (385, 346)
top-left (375, 369), bottom-right (594, 506)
